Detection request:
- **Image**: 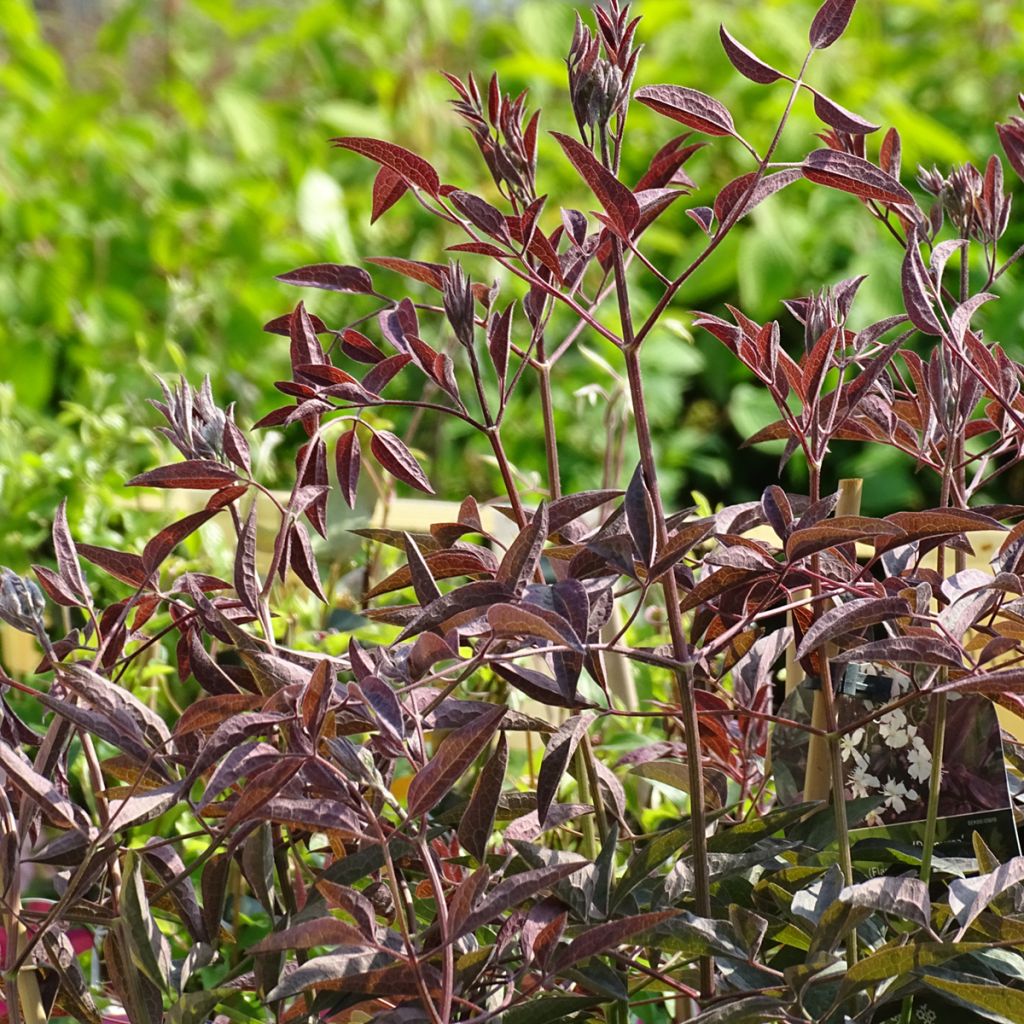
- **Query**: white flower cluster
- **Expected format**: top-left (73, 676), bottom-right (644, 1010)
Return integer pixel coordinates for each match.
top-left (839, 705), bottom-right (936, 818)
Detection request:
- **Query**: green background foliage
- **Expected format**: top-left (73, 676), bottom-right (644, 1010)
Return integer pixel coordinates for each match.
top-left (3, 0), bottom-right (1024, 567)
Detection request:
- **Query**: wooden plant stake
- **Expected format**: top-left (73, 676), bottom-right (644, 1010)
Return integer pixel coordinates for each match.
top-left (803, 478), bottom-right (862, 801)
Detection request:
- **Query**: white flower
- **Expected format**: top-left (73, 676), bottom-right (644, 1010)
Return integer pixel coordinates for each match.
top-left (878, 709), bottom-right (910, 749)
top-left (907, 739), bottom-right (933, 783)
top-left (849, 762), bottom-right (881, 799)
top-left (839, 727), bottom-right (865, 762)
top-left (882, 777), bottom-right (919, 814)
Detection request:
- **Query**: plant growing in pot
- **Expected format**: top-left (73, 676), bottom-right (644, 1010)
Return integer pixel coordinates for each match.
top-left (6, 2), bottom-right (1024, 1022)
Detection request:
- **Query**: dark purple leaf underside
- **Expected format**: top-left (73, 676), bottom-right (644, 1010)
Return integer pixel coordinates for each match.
top-left (802, 149), bottom-right (914, 206)
top-left (796, 597), bottom-right (912, 658)
top-left (407, 703), bottom-right (506, 817)
top-left (719, 25), bottom-right (783, 84)
top-left (332, 136), bottom-right (440, 197)
top-left (635, 85), bottom-right (736, 137)
top-left (276, 263), bottom-right (374, 294)
top-left (550, 132), bottom-right (639, 239)
top-left (537, 713), bottom-right (594, 826)
top-left (809, 0), bottom-right (857, 49)
top-left (458, 732), bottom-right (508, 861)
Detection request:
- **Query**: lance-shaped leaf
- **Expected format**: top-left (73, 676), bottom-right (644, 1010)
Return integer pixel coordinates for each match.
top-left (276, 263), bottom-right (374, 294)
top-left (0, 742), bottom-right (89, 832)
top-left (497, 502), bottom-right (548, 593)
top-left (901, 231), bottom-right (943, 335)
top-left (493, 662), bottom-right (594, 709)
top-left (53, 498), bottom-right (89, 602)
top-left (831, 635), bottom-right (964, 669)
top-left (371, 165), bottom-right (408, 223)
top-left (458, 732), bottom-right (508, 861)
top-left (365, 549), bottom-right (494, 600)
top-left (62, 662), bottom-right (170, 747)
top-left (370, 431), bottom-right (434, 493)
top-left (949, 855), bottom-right (1024, 939)
top-left (811, 89), bottom-right (879, 134)
top-left (233, 501), bottom-right (259, 613)
top-left (267, 955), bottom-right (429, 1002)
top-left (251, 917), bottom-right (373, 954)
top-left (555, 910), bottom-right (679, 971)
top-left (809, 0), bottom-right (857, 49)
top-left (332, 136), bottom-right (440, 197)
top-left (127, 460), bottom-right (239, 491)
top-left (142, 508), bottom-right (220, 575)
top-left (713, 168), bottom-right (803, 225)
top-left (537, 713), bottom-right (594, 826)
top-left (454, 860), bottom-right (590, 941)
top-left (450, 189), bottom-right (509, 241)
top-left (487, 602), bottom-right (583, 652)
top-left (548, 490), bottom-right (623, 536)
top-left (796, 597), bottom-right (911, 659)
top-left (625, 464), bottom-right (655, 567)
top-left (335, 428), bottom-right (361, 508)
top-left (402, 532), bottom-right (441, 606)
top-left (550, 132), bottom-right (639, 239)
top-left (838, 876), bottom-right (932, 933)
top-left (395, 580), bottom-right (512, 641)
top-left (488, 301), bottom-right (513, 389)
top-left (122, 851), bottom-right (171, 991)
top-left (636, 85), bottom-right (736, 137)
top-left (919, 976), bottom-right (1024, 1023)
top-left (878, 507), bottom-right (1003, 551)
top-left (719, 25), bottom-right (783, 84)
top-left (785, 515), bottom-right (903, 562)
top-left (406, 703), bottom-right (506, 817)
top-left (366, 256), bottom-right (446, 290)
top-left (802, 149), bottom-right (914, 206)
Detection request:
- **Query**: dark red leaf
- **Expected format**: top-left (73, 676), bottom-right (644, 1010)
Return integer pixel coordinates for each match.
top-left (407, 703), bottom-right (506, 817)
top-left (77, 544), bottom-right (148, 588)
top-left (796, 597), bottom-right (911, 659)
top-left (901, 232), bottom-right (943, 335)
top-left (332, 136), bottom-right (440, 197)
top-left (458, 733), bottom-right (507, 862)
top-left (880, 127), bottom-right (902, 179)
top-left (276, 263), bottom-right (374, 295)
top-left (32, 564), bottom-right (81, 607)
top-left (234, 502), bottom-right (260, 614)
top-left (488, 301), bottom-right (513, 389)
top-left (53, 499), bottom-right (88, 602)
top-left (713, 168), bottom-right (803, 226)
top-left (289, 522), bottom-right (327, 602)
top-left (487, 603), bottom-right (582, 651)
top-left (550, 132), bottom-right (640, 239)
top-left (811, 90), bottom-right (879, 135)
top-left (366, 256), bottom-right (446, 290)
top-left (263, 311), bottom-right (328, 336)
top-left (497, 502), bottom-right (548, 593)
top-left (802, 149), bottom-right (914, 206)
top-left (334, 429), bottom-right (361, 509)
top-left (127, 460), bottom-right (239, 491)
top-left (556, 910), bottom-right (679, 971)
top-left (450, 189), bottom-right (509, 240)
top-left (341, 328), bottom-right (386, 365)
top-left (222, 418), bottom-right (251, 475)
top-left (810, 0), bottom-right (857, 49)
top-left (719, 25), bottom-right (784, 84)
top-left (362, 353), bottom-right (411, 394)
top-left (635, 85), bottom-right (736, 137)
top-left (537, 713), bottom-right (594, 826)
top-left (785, 515), bottom-right (903, 562)
top-left (371, 165), bottom-right (409, 223)
top-left (370, 431), bottom-right (434, 493)
top-left (143, 509), bottom-right (219, 574)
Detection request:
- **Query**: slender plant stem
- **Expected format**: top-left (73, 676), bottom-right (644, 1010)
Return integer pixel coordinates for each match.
top-left (612, 239), bottom-right (713, 997)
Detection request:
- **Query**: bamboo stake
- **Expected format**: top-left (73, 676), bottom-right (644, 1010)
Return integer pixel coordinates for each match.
top-left (803, 479), bottom-right (862, 801)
